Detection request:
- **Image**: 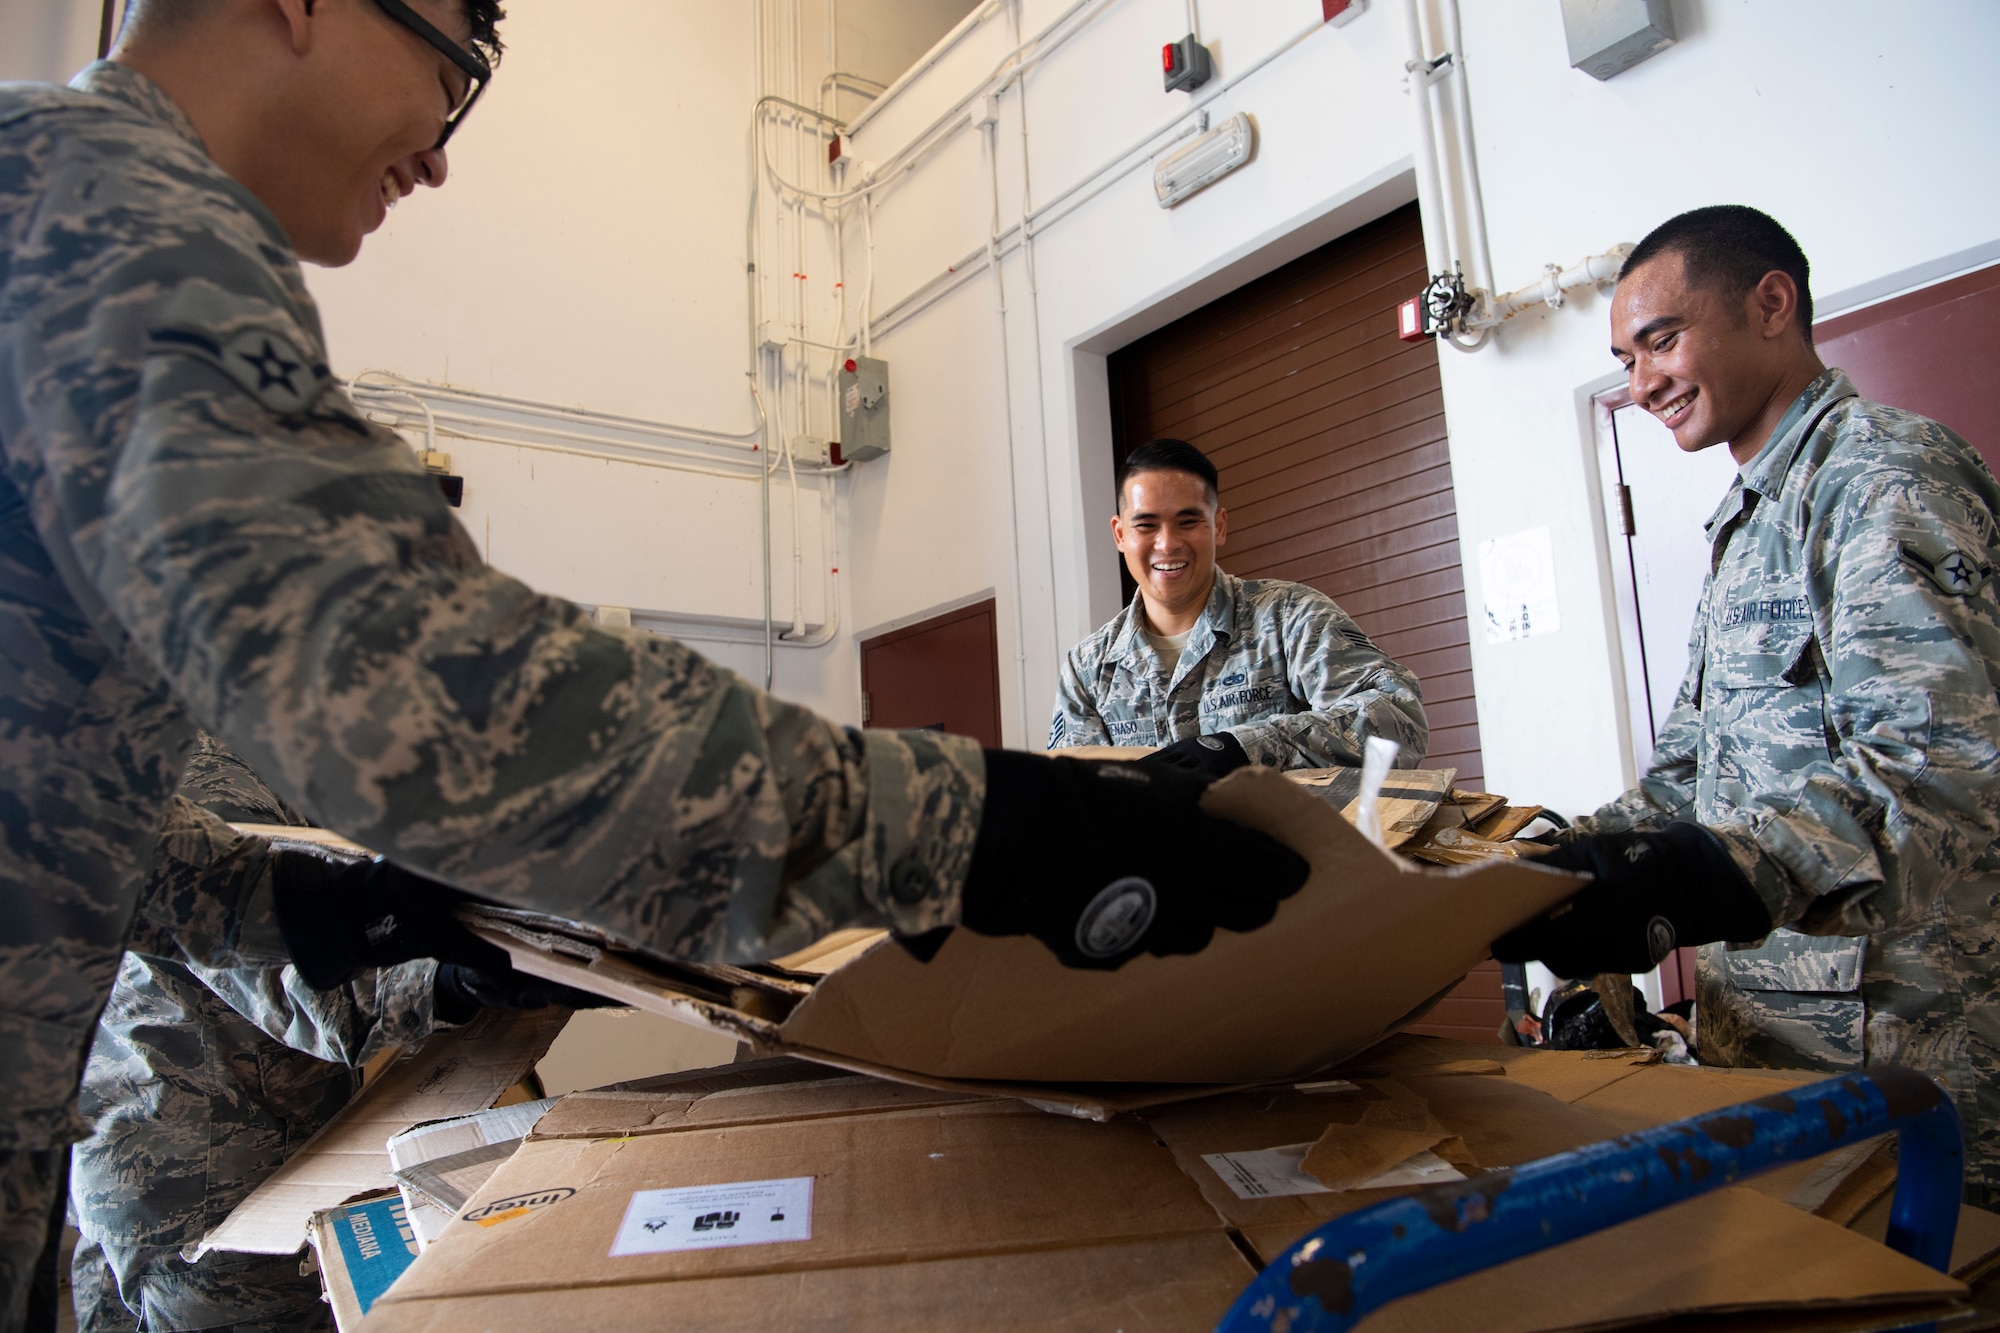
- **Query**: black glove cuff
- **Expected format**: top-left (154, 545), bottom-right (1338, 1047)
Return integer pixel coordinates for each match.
top-left (1658, 822), bottom-right (1773, 943)
top-left (270, 852), bottom-right (358, 990)
top-left (961, 749), bottom-right (1058, 928)
top-left (433, 962), bottom-right (481, 1025)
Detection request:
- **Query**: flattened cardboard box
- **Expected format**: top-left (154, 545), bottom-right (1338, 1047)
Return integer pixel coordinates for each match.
top-left (360, 1047), bottom-right (1969, 1333)
top-left (468, 767), bottom-right (1584, 1115)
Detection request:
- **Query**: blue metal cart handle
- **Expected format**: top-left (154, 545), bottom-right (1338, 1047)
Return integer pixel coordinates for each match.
top-left (1218, 1066), bottom-right (1962, 1333)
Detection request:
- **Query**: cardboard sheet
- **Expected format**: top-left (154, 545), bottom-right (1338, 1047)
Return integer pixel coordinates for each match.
top-left (473, 767), bottom-right (1582, 1111)
top-left (198, 1007), bottom-right (567, 1256)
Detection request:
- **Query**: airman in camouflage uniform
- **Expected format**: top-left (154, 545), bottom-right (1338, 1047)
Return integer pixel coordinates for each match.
top-left (0, 53), bottom-right (978, 1323)
top-left (1051, 566), bottom-right (1431, 769)
top-left (68, 739), bottom-right (443, 1331)
top-left (1575, 365), bottom-right (2000, 1188)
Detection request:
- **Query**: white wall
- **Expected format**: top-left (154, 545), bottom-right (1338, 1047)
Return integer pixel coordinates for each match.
top-left (1433, 0), bottom-right (2000, 813)
top-left (828, 0), bottom-right (2000, 807)
top-left (1, 0), bottom-right (100, 83)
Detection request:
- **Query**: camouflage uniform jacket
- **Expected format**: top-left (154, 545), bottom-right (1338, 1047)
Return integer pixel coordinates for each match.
top-left (0, 65), bottom-right (981, 1157)
top-left (1575, 369), bottom-right (2000, 1180)
top-left (72, 954), bottom-right (439, 1249)
top-left (75, 737), bottom-right (444, 1249)
top-left (1049, 568), bottom-right (1430, 769)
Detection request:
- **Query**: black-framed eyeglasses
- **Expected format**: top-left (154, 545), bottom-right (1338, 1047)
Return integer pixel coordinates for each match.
top-left (372, 0), bottom-right (491, 151)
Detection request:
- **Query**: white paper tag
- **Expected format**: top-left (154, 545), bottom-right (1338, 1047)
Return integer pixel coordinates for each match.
top-left (1358, 1149), bottom-right (1466, 1189)
top-left (1203, 1144), bottom-right (1468, 1200)
top-left (1203, 1144), bottom-right (1331, 1199)
top-left (1354, 736), bottom-right (1400, 848)
top-left (609, 1177), bottom-right (814, 1256)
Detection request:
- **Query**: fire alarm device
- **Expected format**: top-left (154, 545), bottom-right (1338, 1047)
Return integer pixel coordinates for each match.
top-left (1397, 296), bottom-right (1434, 344)
top-left (1162, 35), bottom-right (1212, 93)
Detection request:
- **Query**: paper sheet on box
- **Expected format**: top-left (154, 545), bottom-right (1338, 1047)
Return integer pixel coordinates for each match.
top-left (387, 1098), bottom-right (558, 1248)
top-left (197, 1007), bottom-right (566, 1256)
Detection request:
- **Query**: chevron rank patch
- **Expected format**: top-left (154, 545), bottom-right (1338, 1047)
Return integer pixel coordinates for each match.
top-left (1900, 542), bottom-right (1992, 597)
top-left (150, 325), bottom-right (331, 415)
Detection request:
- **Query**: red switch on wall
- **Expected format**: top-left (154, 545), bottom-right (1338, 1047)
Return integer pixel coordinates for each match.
top-left (1162, 34), bottom-right (1211, 93)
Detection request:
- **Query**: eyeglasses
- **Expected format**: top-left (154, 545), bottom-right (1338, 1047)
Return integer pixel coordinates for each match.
top-left (372, 0), bottom-right (491, 151)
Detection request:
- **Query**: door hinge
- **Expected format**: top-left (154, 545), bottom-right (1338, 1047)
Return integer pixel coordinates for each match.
top-left (1616, 483), bottom-right (1636, 537)
top-left (860, 691), bottom-right (871, 724)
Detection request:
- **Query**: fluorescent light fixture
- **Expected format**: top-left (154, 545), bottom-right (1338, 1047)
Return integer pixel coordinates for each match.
top-left (1153, 112), bottom-right (1255, 209)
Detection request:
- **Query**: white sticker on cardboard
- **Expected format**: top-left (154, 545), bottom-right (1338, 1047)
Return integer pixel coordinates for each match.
top-left (1202, 1144), bottom-right (1331, 1199)
top-left (1204, 1145), bottom-right (1468, 1200)
top-left (609, 1177), bottom-right (813, 1256)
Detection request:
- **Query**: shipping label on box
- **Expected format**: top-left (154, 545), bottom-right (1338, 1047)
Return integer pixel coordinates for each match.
top-left (610, 1177), bottom-right (813, 1256)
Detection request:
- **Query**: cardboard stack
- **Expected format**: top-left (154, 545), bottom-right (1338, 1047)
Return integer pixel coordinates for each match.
top-left (359, 1040), bottom-right (2000, 1331)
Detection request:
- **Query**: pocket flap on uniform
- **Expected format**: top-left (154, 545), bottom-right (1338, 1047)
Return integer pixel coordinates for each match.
top-left (1705, 617), bottom-right (1814, 691)
top-left (1718, 929), bottom-right (1864, 993)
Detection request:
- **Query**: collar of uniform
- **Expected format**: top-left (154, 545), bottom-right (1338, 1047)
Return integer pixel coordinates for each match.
top-left (1737, 367), bottom-right (1856, 500)
top-left (69, 61), bottom-right (209, 158)
top-left (1110, 567), bottom-right (1240, 673)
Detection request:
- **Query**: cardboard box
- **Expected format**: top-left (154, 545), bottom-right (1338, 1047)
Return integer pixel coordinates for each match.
top-left (360, 1044), bottom-right (1972, 1332)
top-left (310, 1189), bottom-right (422, 1330)
top-left (467, 767), bottom-right (1585, 1116)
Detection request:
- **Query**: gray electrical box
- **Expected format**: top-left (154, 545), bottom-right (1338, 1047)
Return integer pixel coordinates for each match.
top-left (836, 356), bottom-right (890, 464)
top-left (1562, 0), bottom-right (1675, 81)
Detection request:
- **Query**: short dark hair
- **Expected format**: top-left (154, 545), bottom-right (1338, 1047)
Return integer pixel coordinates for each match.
top-left (122, 0), bottom-right (505, 68)
top-left (1623, 205), bottom-right (1813, 340)
top-left (1117, 438), bottom-right (1219, 509)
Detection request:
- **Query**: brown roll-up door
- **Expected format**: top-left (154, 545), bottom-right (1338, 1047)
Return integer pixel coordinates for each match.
top-left (1106, 203), bottom-right (1484, 788)
top-left (1107, 202), bottom-right (1499, 1043)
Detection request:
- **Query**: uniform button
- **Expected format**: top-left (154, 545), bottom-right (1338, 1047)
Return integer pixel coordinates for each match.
top-left (890, 856), bottom-right (934, 904)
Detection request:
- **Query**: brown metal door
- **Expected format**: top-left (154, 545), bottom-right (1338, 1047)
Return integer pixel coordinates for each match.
top-left (859, 599), bottom-right (1004, 748)
top-left (1815, 263), bottom-right (2000, 469)
top-left (1107, 203), bottom-right (1501, 1043)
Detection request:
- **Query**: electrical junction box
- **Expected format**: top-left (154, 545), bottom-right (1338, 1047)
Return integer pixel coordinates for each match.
top-left (1162, 35), bottom-right (1212, 94)
top-left (835, 357), bottom-right (890, 464)
top-left (1562, 0), bottom-right (1675, 81)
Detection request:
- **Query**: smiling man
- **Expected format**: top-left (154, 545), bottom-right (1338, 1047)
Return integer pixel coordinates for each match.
top-left (0, 1), bottom-right (1310, 1321)
top-left (1493, 205), bottom-right (2000, 1203)
top-left (1050, 439), bottom-right (1429, 776)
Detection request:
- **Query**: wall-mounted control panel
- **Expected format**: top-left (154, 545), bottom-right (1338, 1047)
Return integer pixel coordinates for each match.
top-left (835, 356), bottom-right (890, 464)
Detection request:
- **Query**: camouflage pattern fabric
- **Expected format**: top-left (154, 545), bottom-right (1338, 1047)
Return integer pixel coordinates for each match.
top-left (72, 739), bottom-right (440, 1327)
top-left (70, 1236), bottom-right (330, 1333)
top-left (71, 952), bottom-right (438, 1252)
top-left (0, 1151), bottom-right (63, 1332)
top-left (0, 60), bottom-right (982, 1310)
top-left (1574, 369), bottom-right (2000, 1186)
top-left (1049, 567), bottom-right (1430, 769)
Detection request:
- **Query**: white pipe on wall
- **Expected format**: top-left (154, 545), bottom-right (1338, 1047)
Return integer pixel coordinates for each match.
top-left (1399, 0), bottom-right (1453, 279)
top-left (1469, 245), bottom-right (1634, 329)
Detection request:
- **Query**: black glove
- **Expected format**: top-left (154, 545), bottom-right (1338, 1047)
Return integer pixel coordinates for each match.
top-left (1491, 823), bottom-right (1772, 977)
top-left (432, 962), bottom-right (619, 1025)
top-left (1142, 732), bottom-right (1251, 780)
top-left (273, 853), bottom-right (512, 989)
top-left (955, 750), bottom-right (1310, 969)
